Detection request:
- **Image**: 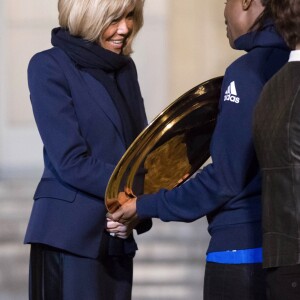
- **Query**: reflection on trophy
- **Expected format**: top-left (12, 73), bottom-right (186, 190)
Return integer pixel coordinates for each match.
top-left (105, 76), bottom-right (223, 213)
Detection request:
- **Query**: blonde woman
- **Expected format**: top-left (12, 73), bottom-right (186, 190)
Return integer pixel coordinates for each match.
top-left (24, 0), bottom-right (151, 299)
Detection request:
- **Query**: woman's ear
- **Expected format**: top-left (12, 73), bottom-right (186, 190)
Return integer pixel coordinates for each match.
top-left (242, 0), bottom-right (253, 10)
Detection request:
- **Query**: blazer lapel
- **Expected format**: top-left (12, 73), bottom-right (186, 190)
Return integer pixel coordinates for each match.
top-left (81, 72), bottom-right (126, 146)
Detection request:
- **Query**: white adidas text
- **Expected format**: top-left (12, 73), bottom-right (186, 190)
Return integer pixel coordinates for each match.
top-left (224, 81), bottom-right (240, 104)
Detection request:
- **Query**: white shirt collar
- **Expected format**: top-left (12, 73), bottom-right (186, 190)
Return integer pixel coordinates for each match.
top-left (289, 50), bottom-right (300, 62)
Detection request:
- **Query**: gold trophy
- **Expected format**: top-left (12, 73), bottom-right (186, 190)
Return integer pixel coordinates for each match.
top-left (105, 76), bottom-right (223, 213)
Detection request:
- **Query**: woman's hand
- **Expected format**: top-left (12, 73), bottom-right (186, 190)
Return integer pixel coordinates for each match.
top-left (106, 215), bottom-right (139, 239)
top-left (107, 193), bottom-right (138, 224)
top-left (106, 192), bottom-right (140, 239)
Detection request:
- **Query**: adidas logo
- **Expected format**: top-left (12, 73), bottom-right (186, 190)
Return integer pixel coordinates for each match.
top-left (224, 81), bottom-right (240, 104)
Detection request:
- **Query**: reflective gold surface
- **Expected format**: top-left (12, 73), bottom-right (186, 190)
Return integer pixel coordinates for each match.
top-left (105, 76), bottom-right (223, 213)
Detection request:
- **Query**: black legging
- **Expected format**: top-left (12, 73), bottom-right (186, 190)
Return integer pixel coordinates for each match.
top-left (204, 262), bottom-right (267, 300)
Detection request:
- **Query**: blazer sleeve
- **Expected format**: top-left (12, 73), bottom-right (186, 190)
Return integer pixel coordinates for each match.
top-left (28, 52), bottom-right (115, 199)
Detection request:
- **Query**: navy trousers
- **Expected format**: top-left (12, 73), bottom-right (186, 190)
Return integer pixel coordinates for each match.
top-left (29, 244), bottom-right (133, 300)
top-left (204, 262), bottom-right (267, 300)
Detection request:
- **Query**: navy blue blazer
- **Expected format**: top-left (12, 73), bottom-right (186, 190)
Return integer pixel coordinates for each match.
top-left (24, 47), bottom-right (151, 258)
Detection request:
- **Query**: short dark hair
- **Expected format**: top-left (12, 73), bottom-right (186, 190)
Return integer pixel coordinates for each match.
top-left (251, 0), bottom-right (271, 31)
top-left (271, 0), bottom-right (300, 49)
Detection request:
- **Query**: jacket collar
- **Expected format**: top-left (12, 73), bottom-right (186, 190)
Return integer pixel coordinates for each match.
top-left (234, 21), bottom-right (289, 52)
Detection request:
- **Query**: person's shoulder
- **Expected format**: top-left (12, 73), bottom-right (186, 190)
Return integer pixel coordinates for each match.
top-left (226, 51), bottom-right (247, 68)
top-left (28, 48), bottom-right (55, 73)
top-left (28, 47), bottom-right (73, 80)
top-left (29, 47), bottom-right (66, 67)
top-left (268, 62), bottom-right (298, 87)
top-left (224, 53), bottom-right (250, 78)
top-left (27, 48), bottom-right (70, 85)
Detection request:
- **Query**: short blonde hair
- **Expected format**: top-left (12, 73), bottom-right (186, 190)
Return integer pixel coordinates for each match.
top-left (58, 0), bottom-right (144, 55)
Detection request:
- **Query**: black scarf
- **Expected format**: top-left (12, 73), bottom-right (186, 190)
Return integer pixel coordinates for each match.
top-left (51, 27), bottom-right (143, 148)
